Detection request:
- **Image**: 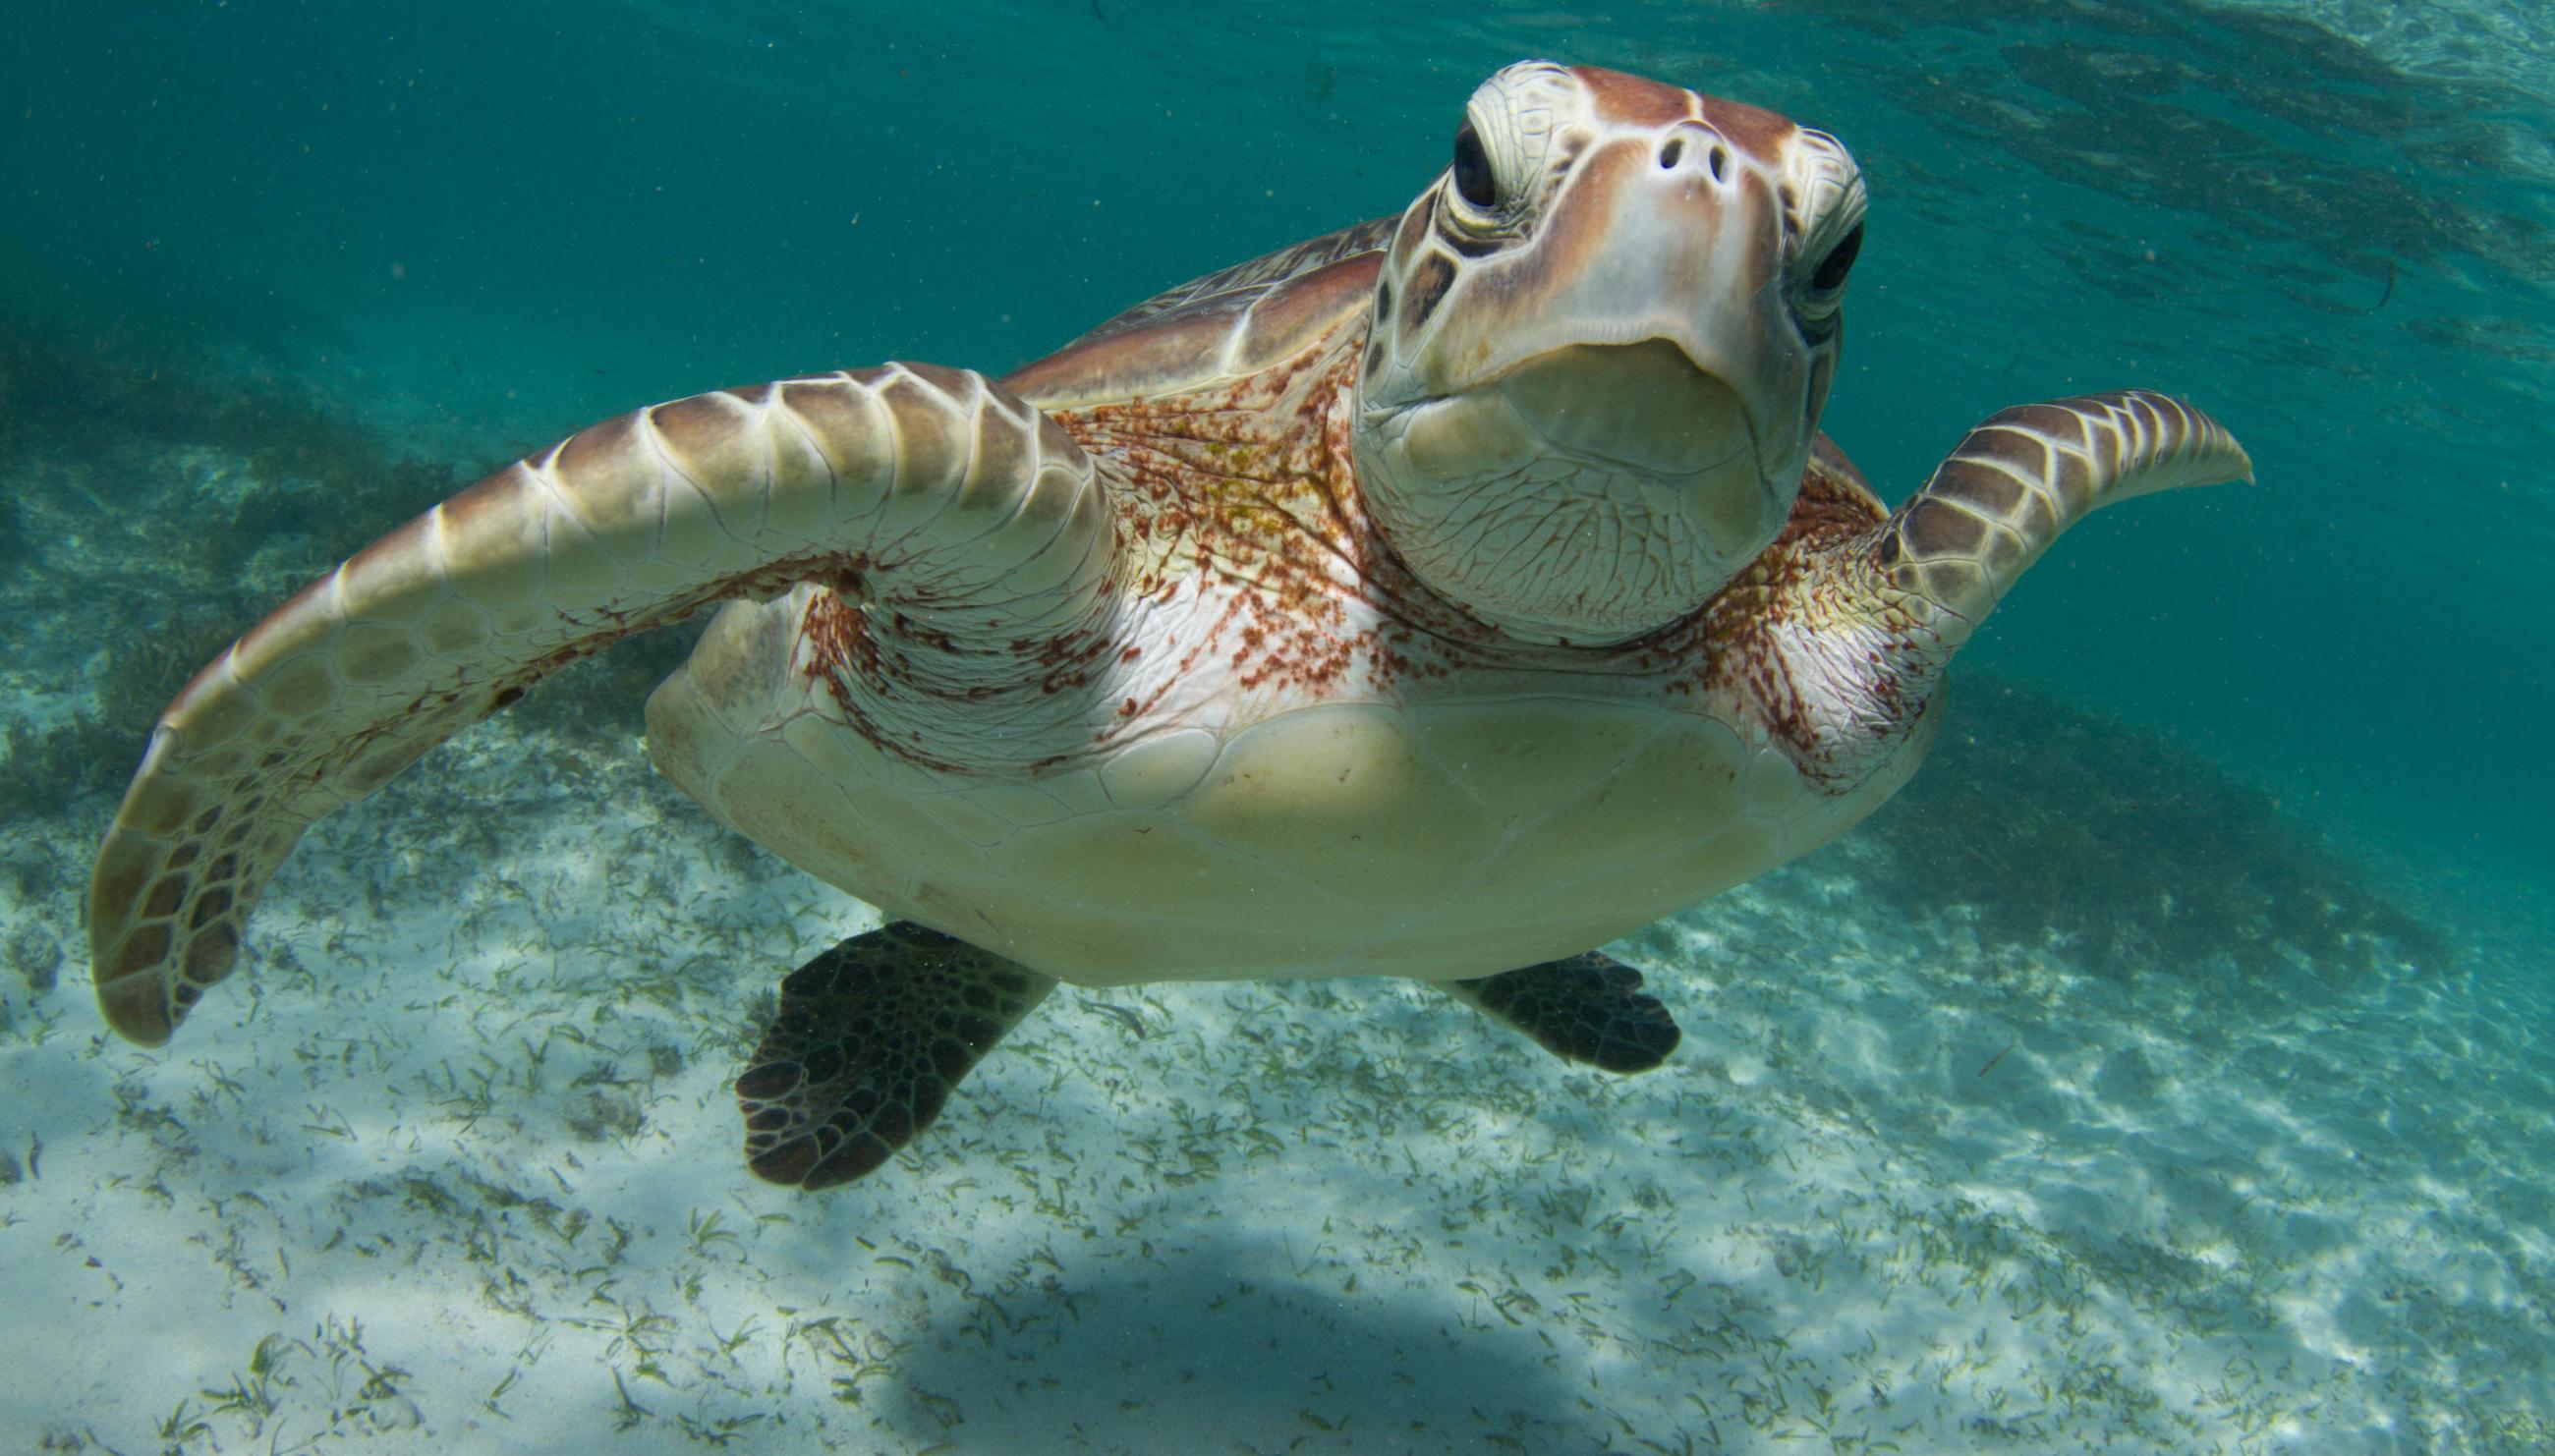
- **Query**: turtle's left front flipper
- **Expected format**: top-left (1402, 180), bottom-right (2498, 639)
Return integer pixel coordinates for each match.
top-left (89, 365), bottom-right (1113, 1046)
top-left (1443, 952), bottom-right (1682, 1073)
top-left (737, 922), bottom-right (1055, 1191)
top-left (1877, 389), bottom-right (2252, 660)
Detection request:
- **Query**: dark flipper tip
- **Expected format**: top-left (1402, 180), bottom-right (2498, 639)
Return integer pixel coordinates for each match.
top-left (1447, 951), bottom-right (1682, 1074)
top-left (735, 921), bottom-right (1055, 1192)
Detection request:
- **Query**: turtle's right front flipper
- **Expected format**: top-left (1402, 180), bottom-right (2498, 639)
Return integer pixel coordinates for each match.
top-left (88, 366), bottom-right (1115, 1046)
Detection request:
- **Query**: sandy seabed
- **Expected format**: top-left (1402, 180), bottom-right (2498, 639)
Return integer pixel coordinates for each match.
top-left (3, 702), bottom-right (2551, 1455)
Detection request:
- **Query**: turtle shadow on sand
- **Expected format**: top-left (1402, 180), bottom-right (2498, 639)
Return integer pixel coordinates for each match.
top-left (847, 1234), bottom-right (1613, 1452)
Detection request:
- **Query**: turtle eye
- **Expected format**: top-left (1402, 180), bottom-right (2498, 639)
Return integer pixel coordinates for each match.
top-left (1809, 223), bottom-right (1863, 293)
top-left (1451, 124), bottom-right (1498, 210)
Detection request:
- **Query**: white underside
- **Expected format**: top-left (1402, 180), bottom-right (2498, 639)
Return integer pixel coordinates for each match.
top-left (644, 588), bottom-right (1923, 987)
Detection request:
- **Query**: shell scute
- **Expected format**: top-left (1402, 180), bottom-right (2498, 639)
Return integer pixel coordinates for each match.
top-left (1003, 218), bottom-right (1394, 409)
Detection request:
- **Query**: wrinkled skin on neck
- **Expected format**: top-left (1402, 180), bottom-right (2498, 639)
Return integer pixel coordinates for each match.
top-left (1354, 61), bottom-right (1866, 645)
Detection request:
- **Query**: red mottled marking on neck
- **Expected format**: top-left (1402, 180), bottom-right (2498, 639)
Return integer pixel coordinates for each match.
top-left (1052, 321), bottom-right (1423, 712)
top-left (1682, 446), bottom-right (1907, 774)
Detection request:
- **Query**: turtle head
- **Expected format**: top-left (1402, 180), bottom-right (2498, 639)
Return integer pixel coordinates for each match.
top-left (1354, 61), bottom-right (1867, 644)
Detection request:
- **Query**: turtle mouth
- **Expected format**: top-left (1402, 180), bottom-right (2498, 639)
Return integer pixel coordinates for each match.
top-left (1490, 339), bottom-right (1764, 486)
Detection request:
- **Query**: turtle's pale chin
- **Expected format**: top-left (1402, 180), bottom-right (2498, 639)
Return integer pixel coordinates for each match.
top-left (1359, 340), bottom-right (1794, 646)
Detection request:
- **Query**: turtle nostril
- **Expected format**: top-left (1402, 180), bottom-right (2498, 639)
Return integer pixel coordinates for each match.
top-left (1661, 132), bottom-right (1732, 183)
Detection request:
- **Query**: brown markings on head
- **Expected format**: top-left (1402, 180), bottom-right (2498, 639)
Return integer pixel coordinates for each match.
top-left (1392, 197), bottom-right (1432, 259)
top-left (1698, 96), bottom-right (1798, 166)
top-left (1710, 168), bottom-right (1789, 315)
top-left (1567, 65), bottom-right (1797, 166)
top-left (1399, 251), bottom-right (1457, 339)
top-left (1567, 67), bottom-right (1698, 127)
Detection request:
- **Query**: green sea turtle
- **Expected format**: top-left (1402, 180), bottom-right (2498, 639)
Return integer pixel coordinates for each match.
top-left (88, 61), bottom-right (2249, 1190)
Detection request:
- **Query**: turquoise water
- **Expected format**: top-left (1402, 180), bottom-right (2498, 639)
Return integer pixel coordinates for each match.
top-left (5, 2), bottom-right (2553, 1451)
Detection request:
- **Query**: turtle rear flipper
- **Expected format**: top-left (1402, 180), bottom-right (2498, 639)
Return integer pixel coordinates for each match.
top-left (737, 922), bottom-right (1055, 1191)
top-left (1443, 952), bottom-right (1681, 1074)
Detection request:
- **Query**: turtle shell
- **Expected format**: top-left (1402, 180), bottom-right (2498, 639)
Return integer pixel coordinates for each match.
top-left (1001, 217), bottom-right (1395, 409)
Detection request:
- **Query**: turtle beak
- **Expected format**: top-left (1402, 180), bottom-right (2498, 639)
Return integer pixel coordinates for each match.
top-left (1395, 129), bottom-right (1818, 528)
